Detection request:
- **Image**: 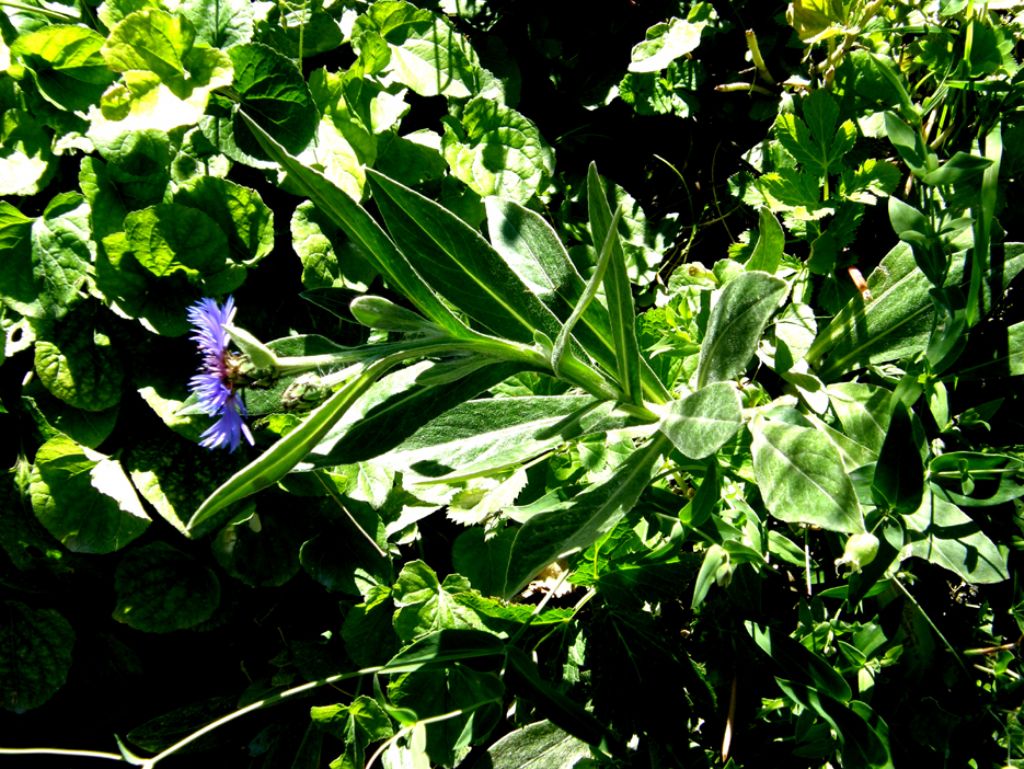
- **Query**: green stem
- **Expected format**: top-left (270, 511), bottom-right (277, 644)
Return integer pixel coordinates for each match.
top-left (0, 0), bottom-right (77, 19)
top-left (0, 748), bottom-right (126, 762)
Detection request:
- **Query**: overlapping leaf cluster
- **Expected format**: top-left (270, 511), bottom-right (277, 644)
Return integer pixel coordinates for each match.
top-left (2, 0), bottom-right (1024, 767)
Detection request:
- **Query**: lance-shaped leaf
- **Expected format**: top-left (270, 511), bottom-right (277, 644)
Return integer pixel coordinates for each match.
top-left (187, 354), bottom-right (409, 534)
top-left (929, 452), bottom-right (1024, 508)
top-left (368, 395), bottom-right (636, 479)
top-left (746, 207), bottom-right (784, 274)
top-left (659, 382), bottom-right (742, 459)
top-left (501, 433), bottom-right (668, 597)
top-left (308, 361), bottom-right (523, 468)
top-left (871, 400), bottom-right (924, 514)
top-left (486, 197), bottom-right (670, 401)
top-left (808, 243), bottom-right (1024, 379)
top-left (237, 111), bottom-right (466, 336)
top-left (587, 164), bottom-right (643, 404)
top-left (696, 271), bottom-right (787, 388)
top-left (367, 169), bottom-right (564, 346)
top-left (750, 415), bottom-right (862, 533)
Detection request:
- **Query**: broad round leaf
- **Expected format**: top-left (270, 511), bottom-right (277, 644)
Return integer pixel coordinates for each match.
top-left (30, 435), bottom-right (150, 554)
top-left (0, 601), bottom-right (74, 713)
top-left (229, 43), bottom-right (318, 157)
top-left (442, 97), bottom-right (554, 204)
top-left (113, 542), bottom-right (220, 632)
top-left (34, 306), bottom-right (123, 412)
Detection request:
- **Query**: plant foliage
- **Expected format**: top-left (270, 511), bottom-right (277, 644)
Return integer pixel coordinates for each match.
top-left (2, 0), bottom-right (1024, 767)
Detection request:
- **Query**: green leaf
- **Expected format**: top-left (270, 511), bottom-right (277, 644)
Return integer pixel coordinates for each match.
top-left (177, 0), bottom-right (253, 47)
top-left (0, 200), bottom-right (38, 316)
top-left (368, 168), bottom-right (563, 344)
top-left (382, 628), bottom-right (505, 674)
top-left (0, 601), bottom-right (74, 713)
top-left (102, 8), bottom-right (194, 80)
top-left (291, 199), bottom-right (379, 292)
top-left (618, 60), bottom-right (700, 119)
top-left (903, 495), bottom-right (1008, 583)
top-left (696, 271), bottom-right (787, 387)
top-left (775, 90), bottom-right (854, 179)
top-left (503, 647), bottom-right (610, 749)
top-left (0, 108), bottom-right (56, 197)
top-left (173, 176), bottom-right (274, 265)
top-left (30, 192), bottom-right (93, 318)
top-left (480, 720), bottom-right (591, 769)
top-left (929, 452), bottom-right (1024, 508)
top-left (587, 164), bottom-right (643, 404)
top-left (746, 207), bottom-right (784, 273)
top-left (659, 382), bottom-right (742, 459)
top-left (628, 15), bottom-right (709, 73)
top-left (30, 435), bottom-right (150, 553)
top-left (356, 2), bottom-right (499, 99)
top-left (392, 561), bottom-right (489, 642)
top-left (188, 354), bottom-right (419, 534)
top-left (21, 385), bottom-right (118, 448)
top-left (125, 435), bottom-right (241, 536)
top-left (787, 0), bottom-right (846, 42)
top-left (368, 394), bottom-right (629, 480)
top-left (485, 198), bottom-right (669, 403)
top-left (90, 129), bottom-right (172, 210)
top-left (806, 242), bottom-right (1024, 379)
top-left (501, 434), bottom-right (668, 597)
top-left (227, 43), bottom-right (318, 157)
top-left (113, 542), bottom-right (220, 632)
top-left (11, 24), bottom-right (116, 112)
top-left (311, 696), bottom-right (393, 769)
top-left (871, 400), bottom-right (924, 513)
top-left (827, 382), bottom-right (891, 456)
top-left (212, 509), bottom-right (301, 587)
top-left (124, 203), bottom-right (235, 288)
top-left (92, 11), bottom-right (232, 139)
top-left (442, 97), bottom-right (554, 204)
top-left (750, 415), bottom-right (863, 533)
top-left (236, 110), bottom-right (466, 335)
top-left (920, 151), bottom-right (993, 187)
top-left (746, 621), bottom-right (852, 702)
top-left (883, 112), bottom-right (927, 174)
top-left (388, 665), bottom-right (503, 765)
top-left (34, 306), bottom-right (123, 411)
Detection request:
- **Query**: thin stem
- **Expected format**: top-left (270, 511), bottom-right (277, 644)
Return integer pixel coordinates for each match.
top-left (0, 0), bottom-right (77, 19)
top-left (0, 748), bottom-right (126, 762)
top-left (145, 667), bottom-right (385, 765)
top-left (892, 575), bottom-right (970, 675)
top-left (314, 470), bottom-right (388, 558)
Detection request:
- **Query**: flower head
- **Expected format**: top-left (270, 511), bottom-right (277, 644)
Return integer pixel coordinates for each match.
top-left (187, 297), bottom-right (254, 452)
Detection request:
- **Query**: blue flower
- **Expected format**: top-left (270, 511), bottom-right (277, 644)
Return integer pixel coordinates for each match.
top-left (187, 297), bottom-right (254, 452)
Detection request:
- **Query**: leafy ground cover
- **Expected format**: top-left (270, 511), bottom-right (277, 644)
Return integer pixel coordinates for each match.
top-left (2, 0), bottom-right (1024, 767)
